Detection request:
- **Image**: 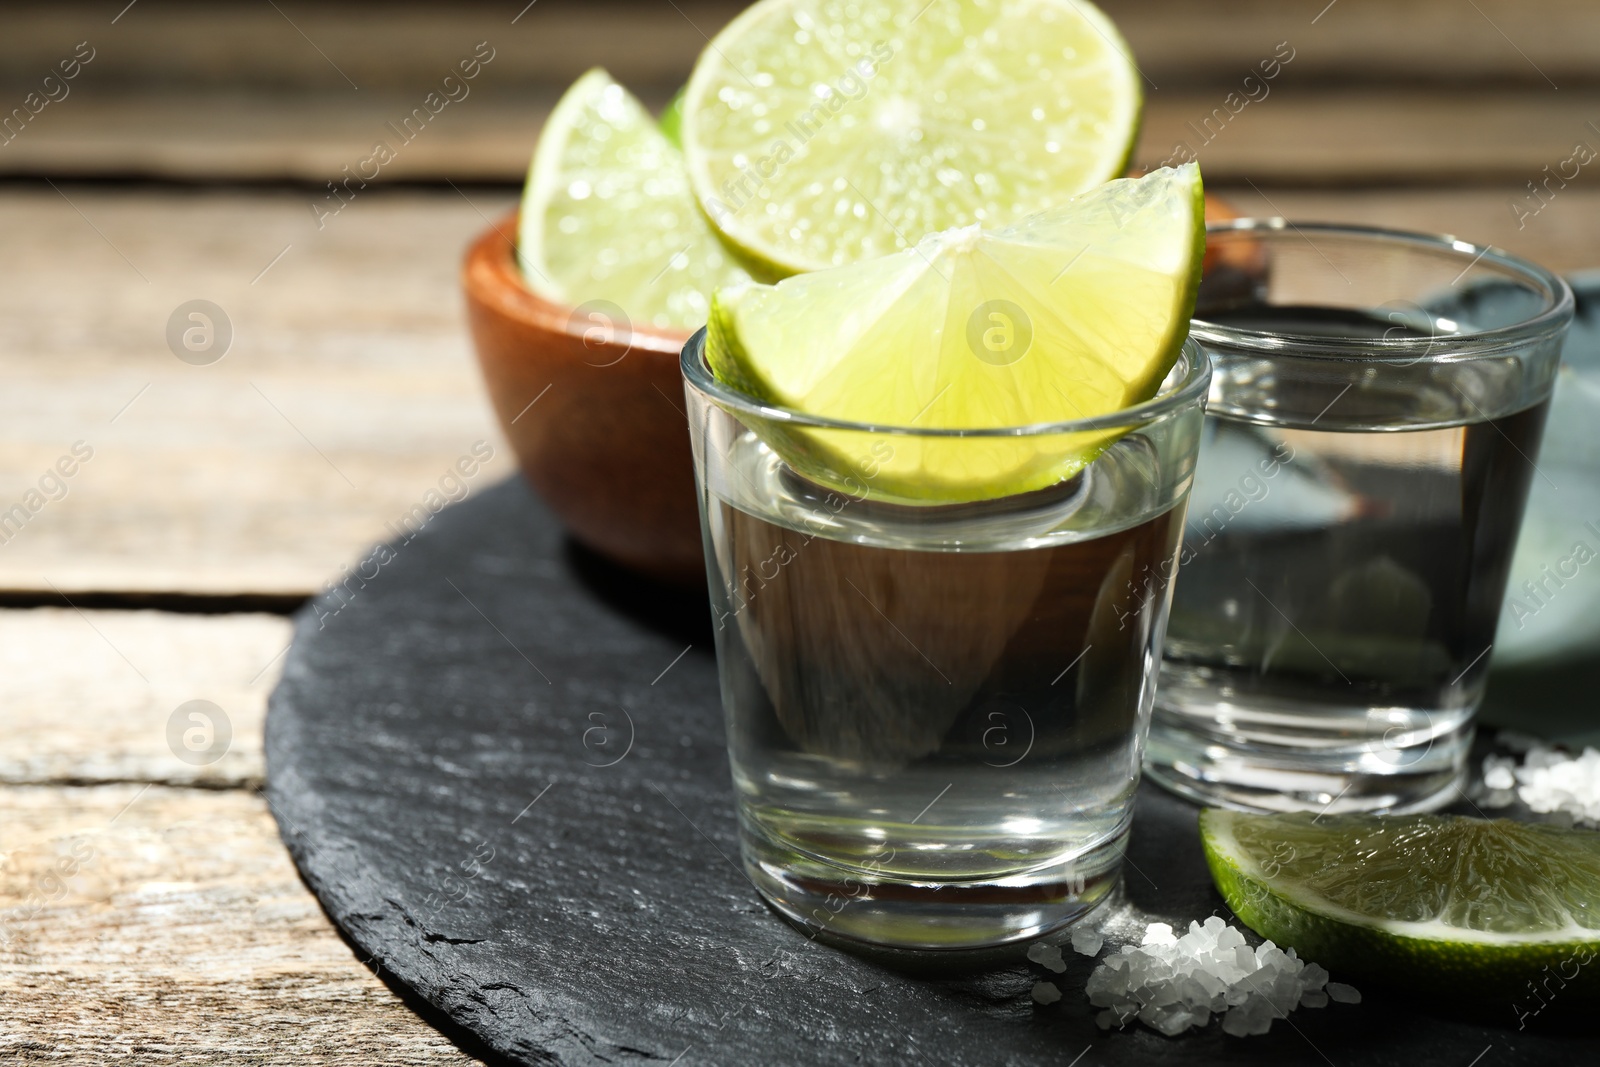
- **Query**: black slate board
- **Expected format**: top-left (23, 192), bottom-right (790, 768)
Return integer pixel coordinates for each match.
top-left (266, 478), bottom-right (1590, 1067)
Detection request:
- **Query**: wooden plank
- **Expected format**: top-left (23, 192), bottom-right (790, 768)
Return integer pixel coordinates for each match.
top-left (0, 187), bottom-right (515, 596)
top-left (2, 89), bottom-right (1594, 184)
top-left (1208, 185), bottom-right (1600, 275)
top-left (26, 0), bottom-right (767, 92)
top-left (0, 784), bottom-right (481, 1065)
top-left (0, 609), bottom-right (290, 788)
top-left (1107, 0), bottom-right (1597, 89)
top-left (3, 1), bottom-right (1593, 184)
top-left (0, 1), bottom-right (742, 94)
top-left (1138, 90), bottom-right (1600, 184)
top-left (0, 92), bottom-right (566, 184)
top-left (1, 0), bottom-right (1595, 95)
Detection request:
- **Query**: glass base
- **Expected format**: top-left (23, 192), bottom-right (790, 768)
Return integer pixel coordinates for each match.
top-left (1145, 693), bottom-right (1473, 814)
top-left (740, 816), bottom-right (1123, 951)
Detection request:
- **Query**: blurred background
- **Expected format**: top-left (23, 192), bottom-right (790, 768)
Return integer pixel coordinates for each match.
top-left (1, 1), bottom-right (1597, 1061)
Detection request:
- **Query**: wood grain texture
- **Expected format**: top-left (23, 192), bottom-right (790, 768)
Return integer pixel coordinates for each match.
top-left (1210, 185), bottom-right (1600, 274)
top-left (0, 609), bottom-right (290, 788)
top-left (0, 93), bottom-right (561, 184)
top-left (3, 89), bottom-right (1595, 184)
top-left (2, 1), bottom-right (1595, 184)
top-left (0, 186), bottom-right (516, 596)
top-left (0, 1), bottom-right (743, 94)
top-left (1137, 90), bottom-right (1600, 184)
top-left (0, 784), bottom-right (481, 1065)
top-left (1, 0), bottom-right (1594, 94)
top-left (1107, 0), bottom-right (1599, 89)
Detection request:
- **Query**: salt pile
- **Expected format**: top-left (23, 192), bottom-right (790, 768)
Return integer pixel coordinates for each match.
top-left (1481, 744), bottom-right (1600, 825)
top-left (1030, 917), bottom-right (1354, 1037)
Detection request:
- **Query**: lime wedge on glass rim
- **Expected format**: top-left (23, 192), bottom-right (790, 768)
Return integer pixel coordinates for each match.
top-left (518, 68), bottom-right (749, 331)
top-left (705, 164), bottom-right (1204, 503)
top-left (1201, 808), bottom-right (1600, 1003)
top-left (682, 0), bottom-right (1143, 280)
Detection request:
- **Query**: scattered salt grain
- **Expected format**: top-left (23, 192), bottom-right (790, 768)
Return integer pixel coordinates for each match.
top-left (1482, 755), bottom-right (1517, 792)
top-left (1064, 916), bottom-right (1357, 1038)
top-left (1480, 744), bottom-right (1600, 825)
top-left (1032, 980), bottom-right (1062, 1004)
top-left (1071, 927), bottom-right (1104, 957)
top-left (1326, 982), bottom-right (1362, 1004)
top-left (1027, 941), bottom-right (1068, 973)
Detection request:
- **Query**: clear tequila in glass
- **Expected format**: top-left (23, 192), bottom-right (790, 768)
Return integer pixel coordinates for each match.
top-left (684, 334), bottom-right (1209, 949)
top-left (1148, 225), bottom-right (1573, 813)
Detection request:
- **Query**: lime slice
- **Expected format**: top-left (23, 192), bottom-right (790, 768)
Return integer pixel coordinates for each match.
top-left (682, 0), bottom-right (1142, 279)
top-left (519, 68), bottom-right (749, 331)
top-left (659, 87), bottom-right (686, 148)
top-left (706, 164), bottom-right (1203, 503)
top-left (1202, 808), bottom-right (1600, 1003)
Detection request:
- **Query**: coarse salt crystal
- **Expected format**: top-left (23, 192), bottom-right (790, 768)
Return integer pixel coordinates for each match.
top-left (1142, 922), bottom-right (1177, 946)
top-left (1483, 756), bottom-right (1517, 792)
top-left (1071, 926), bottom-right (1104, 956)
top-left (1481, 744), bottom-right (1600, 826)
top-left (1065, 916), bottom-right (1358, 1039)
top-left (1032, 980), bottom-right (1062, 1004)
top-left (1326, 982), bottom-right (1362, 1004)
top-left (1221, 997), bottom-right (1274, 1037)
top-left (1095, 1008), bottom-right (1126, 1030)
top-left (1026, 941), bottom-right (1068, 973)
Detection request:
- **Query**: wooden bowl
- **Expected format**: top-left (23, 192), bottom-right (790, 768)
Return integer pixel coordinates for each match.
top-left (462, 214), bottom-right (702, 585)
top-left (464, 194), bottom-right (1248, 586)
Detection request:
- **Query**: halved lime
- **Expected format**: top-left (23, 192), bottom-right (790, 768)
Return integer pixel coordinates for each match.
top-left (682, 0), bottom-right (1143, 279)
top-left (519, 68), bottom-right (749, 331)
top-left (706, 164), bottom-right (1203, 503)
top-left (1202, 808), bottom-right (1600, 1004)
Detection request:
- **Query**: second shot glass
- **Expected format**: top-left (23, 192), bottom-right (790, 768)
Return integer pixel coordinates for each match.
top-left (1148, 221), bottom-right (1573, 814)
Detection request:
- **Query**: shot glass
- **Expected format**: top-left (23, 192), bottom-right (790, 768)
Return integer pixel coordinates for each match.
top-left (682, 330), bottom-right (1210, 950)
top-left (1147, 221), bottom-right (1574, 814)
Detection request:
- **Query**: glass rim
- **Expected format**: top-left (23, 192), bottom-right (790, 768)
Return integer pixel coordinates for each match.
top-left (680, 332), bottom-right (1212, 439)
top-left (1194, 218), bottom-right (1575, 358)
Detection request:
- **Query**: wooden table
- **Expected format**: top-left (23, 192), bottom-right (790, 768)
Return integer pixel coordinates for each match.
top-left (2, 2), bottom-right (1596, 1061)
